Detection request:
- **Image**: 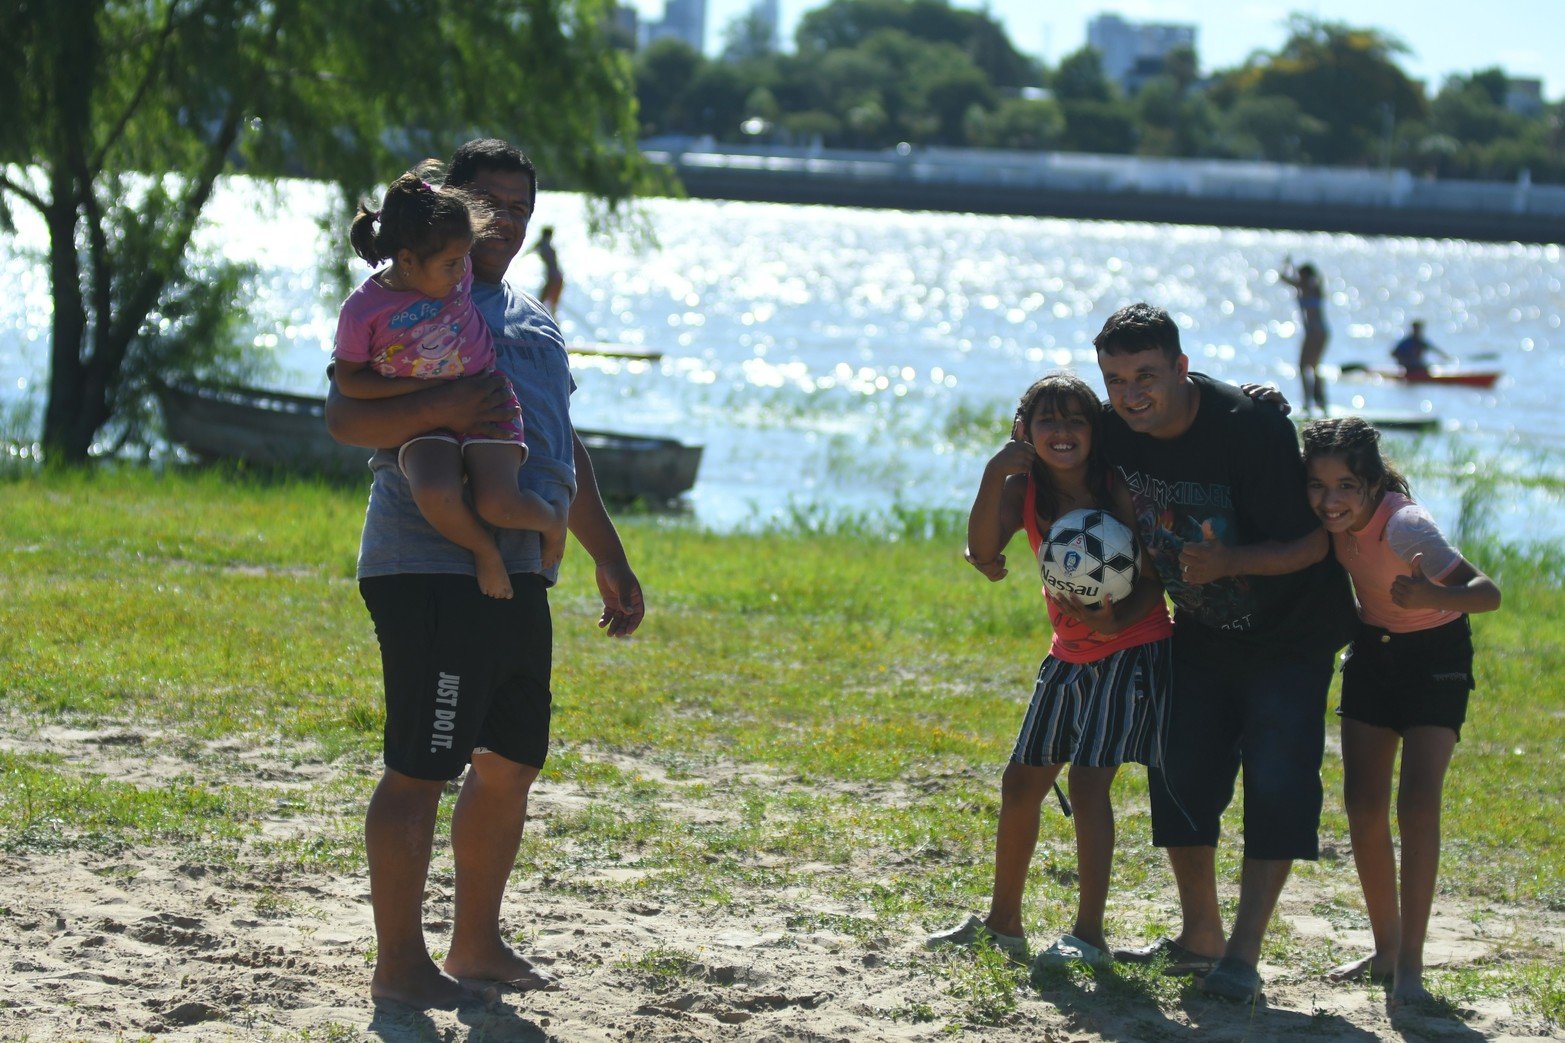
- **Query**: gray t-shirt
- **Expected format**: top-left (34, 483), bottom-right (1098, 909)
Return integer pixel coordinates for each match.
top-left (355, 281), bottom-right (577, 583)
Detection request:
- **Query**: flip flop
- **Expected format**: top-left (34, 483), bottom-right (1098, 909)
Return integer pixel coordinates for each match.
top-left (448, 959), bottom-right (561, 994)
top-left (496, 966), bottom-right (560, 993)
top-left (1031, 934), bottom-right (1114, 972)
top-left (1201, 956), bottom-right (1262, 1002)
top-left (1327, 955), bottom-right (1393, 985)
top-left (1112, 936), bottom-right (1220, 976)
top-left (924, 914), bottom-right (1028, 960)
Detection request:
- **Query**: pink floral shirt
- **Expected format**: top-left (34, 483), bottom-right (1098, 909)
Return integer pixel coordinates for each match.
top-left (333, 259), bottom-right (493, 381)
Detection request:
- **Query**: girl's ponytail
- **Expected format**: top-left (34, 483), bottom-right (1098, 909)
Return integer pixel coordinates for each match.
top-left (349, 202), bottom-right (384, 264)
top-left (350, 170), bottom-right (476, 268)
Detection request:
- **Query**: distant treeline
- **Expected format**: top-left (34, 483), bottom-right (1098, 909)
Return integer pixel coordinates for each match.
top-left (626, 0), bottom-right (1563, 184)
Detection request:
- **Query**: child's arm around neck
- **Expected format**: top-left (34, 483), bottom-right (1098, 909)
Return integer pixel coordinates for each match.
top-left (966, 439), bottom-right (1035, 582)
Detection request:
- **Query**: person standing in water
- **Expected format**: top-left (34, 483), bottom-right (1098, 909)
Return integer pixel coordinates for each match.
top-left (531, 225), bottom-right (564, 316)
top-left (1279, 257), bottom-right (1330, 415)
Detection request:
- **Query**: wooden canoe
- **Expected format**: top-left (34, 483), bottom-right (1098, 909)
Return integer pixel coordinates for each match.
top-left (155, 382), bottom-right (702, 502)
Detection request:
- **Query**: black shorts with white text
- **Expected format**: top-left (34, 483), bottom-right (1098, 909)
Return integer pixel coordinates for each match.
top-left (360, 572), bottom-right (553, 779)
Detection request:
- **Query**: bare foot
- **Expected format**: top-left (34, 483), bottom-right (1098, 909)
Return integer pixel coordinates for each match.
top-left (538, 519), bottom-right (567, 572)
top-left (1172, 931), bottom-right (1226, 962)
top-left (1389, 974), bottom-right (1435, 1011)
top-left (444, 943), bottom-right (560, 993)
top-left (372, 964), bottom-right (496, 1010)
top-left (474, 547), bottom-right (513, 599)
top-left (1327, 953), bottom-right (1394, 984)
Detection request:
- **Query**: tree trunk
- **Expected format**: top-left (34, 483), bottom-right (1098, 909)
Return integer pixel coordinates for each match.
top-left (42, 187), bottom-right (92, 463)
top-left (40, 0), bottom-right (100, 464)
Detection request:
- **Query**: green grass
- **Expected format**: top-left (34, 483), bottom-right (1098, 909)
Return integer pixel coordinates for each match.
top-left (0, 750), bottom-right (267, 856)
top-left (2, 466), bottom-right (1562, 1028)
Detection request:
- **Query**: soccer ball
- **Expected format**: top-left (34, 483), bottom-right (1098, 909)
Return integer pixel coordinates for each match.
top-left (1039, 508), bottom-right (1140, 608)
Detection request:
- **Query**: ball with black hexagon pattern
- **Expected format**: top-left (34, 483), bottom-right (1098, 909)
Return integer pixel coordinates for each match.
top-left (1038, 508), bottom-right (1140, 608)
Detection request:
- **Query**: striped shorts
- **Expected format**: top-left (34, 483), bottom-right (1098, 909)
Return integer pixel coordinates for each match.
top-left (1011, 637), bottom-right (1172, 769)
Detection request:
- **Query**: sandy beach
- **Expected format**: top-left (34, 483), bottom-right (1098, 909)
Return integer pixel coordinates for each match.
top-left (3, 722), bottom-right (1560, 1043)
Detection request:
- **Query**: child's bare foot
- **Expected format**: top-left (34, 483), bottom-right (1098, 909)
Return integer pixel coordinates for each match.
top-left (474, 547), bottom-right (513, 599)
top-left (372, 963), bottom-right (496, 1010)
top-left (539, 518), bottom-right (567, 572)
top-left (1389, 970), bottom-right (1434, 1011)
top-left (444, 943), bottom-right (559, 992)
top-left (1327, 953), bottom-right (1394, 983)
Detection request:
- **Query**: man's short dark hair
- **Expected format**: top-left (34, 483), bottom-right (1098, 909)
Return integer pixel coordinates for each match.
top-left (444, 138), bottom-right (537, 208)
top-left (1093, 302), bottom-right (1183, 362)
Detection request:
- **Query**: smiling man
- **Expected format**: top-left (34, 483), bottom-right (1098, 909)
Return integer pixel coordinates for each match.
top-left (1092, 302), bottom-right (1354, 1001)
top-left (326, 138), bottom-right (644, 1010)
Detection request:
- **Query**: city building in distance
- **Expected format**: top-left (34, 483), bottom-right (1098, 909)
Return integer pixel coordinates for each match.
top-left (643, 0), bottom-right (708, 52)
top-left (1087, 13), bottom-right (1198, 95)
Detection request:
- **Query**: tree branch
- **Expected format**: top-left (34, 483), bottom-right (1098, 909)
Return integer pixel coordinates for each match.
top-left (69, 107), bottom-right (119, 439)
top-left (0, 170), bottom-right (49, 213)
top-left (79, 174), bottom-right (113, 373)
top-left (97, 3), bottom-right (286, 396)
top-left (90, 0), bottom-right (185, 173)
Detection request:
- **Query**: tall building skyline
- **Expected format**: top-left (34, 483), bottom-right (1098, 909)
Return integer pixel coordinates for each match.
top-left (750, 0), bottom-right (780, 52)
top-left (1087, 13), bottom-right (1198, 95)
top-left (644, 0), bottom-right (709, 52)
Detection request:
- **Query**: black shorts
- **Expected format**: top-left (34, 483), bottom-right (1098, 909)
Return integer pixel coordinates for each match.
top-left (1338, 615), bottom-right (1473, 739)
top-left (360, 572), bottom-right (553, 780)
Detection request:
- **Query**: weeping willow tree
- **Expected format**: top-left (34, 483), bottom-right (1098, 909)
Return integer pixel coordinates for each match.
top-left (0, 0), bottom-right (656, 462)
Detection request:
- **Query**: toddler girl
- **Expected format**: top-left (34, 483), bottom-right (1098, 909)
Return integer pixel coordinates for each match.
top-left (333, 172), bottom-right (566, 598)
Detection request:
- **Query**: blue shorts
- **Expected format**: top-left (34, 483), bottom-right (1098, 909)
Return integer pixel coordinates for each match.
top-left (1012, 638), bottom-right (1172, 768)
top-left (360, 572), bottom-right (552, 780)
top-left (1148, 641), bottom-right (1334, 861)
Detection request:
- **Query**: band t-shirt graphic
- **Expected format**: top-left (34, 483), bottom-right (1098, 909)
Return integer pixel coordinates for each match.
top-left (1099, 373), bottom-right (1354, 656)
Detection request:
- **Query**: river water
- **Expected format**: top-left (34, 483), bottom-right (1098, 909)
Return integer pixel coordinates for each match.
top-left (3, 179), bottom-right (1562, 543)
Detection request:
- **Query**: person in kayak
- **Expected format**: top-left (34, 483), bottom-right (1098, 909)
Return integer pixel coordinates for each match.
top-left (1390, 321), bottom-right (1452, 379)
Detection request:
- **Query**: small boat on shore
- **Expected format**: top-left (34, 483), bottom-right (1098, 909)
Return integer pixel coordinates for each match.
top-left (155, 381), bottom-right (702, 503)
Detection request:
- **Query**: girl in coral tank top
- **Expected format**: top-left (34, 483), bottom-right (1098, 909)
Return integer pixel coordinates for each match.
top-left (927, 374), bottom-right (1172, 974)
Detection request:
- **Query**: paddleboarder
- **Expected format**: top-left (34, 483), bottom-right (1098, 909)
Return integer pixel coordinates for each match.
top-left (530, 225), bottom-right (564, 316)
top-left (1280, 258), bottom-right (1330, 415)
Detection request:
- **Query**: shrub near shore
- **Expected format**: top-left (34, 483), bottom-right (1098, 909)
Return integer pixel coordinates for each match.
top-left (0, 467), bottom-right (1560, 1032)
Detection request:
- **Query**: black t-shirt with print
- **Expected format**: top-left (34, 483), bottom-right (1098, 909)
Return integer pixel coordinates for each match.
top-left (1099, 373), bottom-right (1354, 658)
